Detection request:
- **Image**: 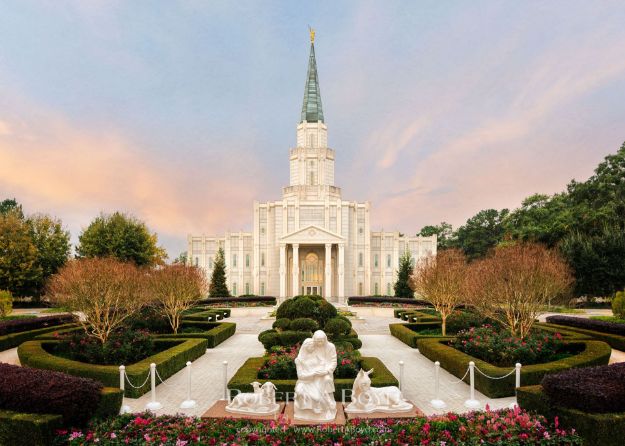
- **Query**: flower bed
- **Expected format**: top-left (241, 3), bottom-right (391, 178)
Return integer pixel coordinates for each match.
top-left (348, 296), bottom-right (429, 306)
top-left (540, 319), bottom-right (625, 350)
top-left (52, 407), bottom-right (581, 445)
top-left (17, 338), bottom-right (207, 398)
top-left (546, 315), bottom-right (625, 336)
top-left (0, 322), bottom-right (77, 351)
top-left (417, 337), bottom-right (611, 397)
top-left (199, 296), bottom-right (276, 306)
top-left (517, 385), bottom-right (625, 446)
top-left (153, 321), bottom-right (236, 348)
top-left (229, 356), bottom-right (397, 401)
top-left (0, 314), bottom-right (75, 336)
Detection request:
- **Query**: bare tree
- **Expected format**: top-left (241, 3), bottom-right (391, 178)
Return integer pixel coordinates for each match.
top-left (411, 249), bottom-right (468, 336)
top-left (47, 258), bottom-right (148, 344)
top-left (466, 243), bottom-right (573, 339)
top-left (149, 264), bottom-right (208, 334)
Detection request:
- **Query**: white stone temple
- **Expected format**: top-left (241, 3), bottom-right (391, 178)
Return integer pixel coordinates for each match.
top-left (188, 32), bottom-right (436, 301)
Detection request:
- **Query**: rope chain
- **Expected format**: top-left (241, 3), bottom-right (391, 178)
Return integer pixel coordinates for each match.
top-left (124, 370), bottom-right (151, 389)
top-left (154, 366), bottom-right (175, 387)
top-left (447, 366), bottom-right (471, 385)
top-left (474, 365), bottom-right (517, 380)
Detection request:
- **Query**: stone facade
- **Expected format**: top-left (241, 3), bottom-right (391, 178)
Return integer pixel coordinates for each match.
top-left (188, 37), bottom-right (436, 301)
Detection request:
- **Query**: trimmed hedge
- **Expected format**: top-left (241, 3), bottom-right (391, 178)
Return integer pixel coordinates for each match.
top-left (390, 322), bottom-right (445, 348)
top-left (546, 315), bottom-right (625, 336)
top-left (199, 296), bottom-right (276, 305)
top-left (417, 337), bottom-right (611, 398)
top-left (348, 296), bottom-right (430, 305)
top-left (540, 320), bottom-right (625, 350)
top-left (517, 385), bottom-right (625, 446)
top-left (0, 323), bottom-right (77, 351)
top-left (228, 356), bottom-right (397, 401)
top-left (153, 322), bottom-right (236, 348)
top-left (182, 310), bottom-right (223, 322)
top-left (18, 338), bottom-right (207, 398)
top-left (0, 409), bottom-right (62, 446)
top-left (0, 314), bottom-right (75, 336)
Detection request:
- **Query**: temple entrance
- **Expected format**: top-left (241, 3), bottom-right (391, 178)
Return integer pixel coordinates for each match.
top-left (301, 252), bottom-right (323, 296)
top-left (304, 285), bottom-right (321, 296)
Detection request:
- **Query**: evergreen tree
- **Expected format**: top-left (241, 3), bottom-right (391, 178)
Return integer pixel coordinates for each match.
top-left (209, 248), bottom-right (230, 297)
top-left (394, 251), bottom-right (414, 298)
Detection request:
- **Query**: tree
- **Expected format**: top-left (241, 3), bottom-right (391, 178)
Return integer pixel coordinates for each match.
top-left (0, 198), bottom-right (23, 218)
top-left (411, 249), bottom-right (467, 336)
top-left (466, 243), bottom-right (573, 339)
top-left (25, 214), bottom-right (71, 297)
top-left (47, 258), bottom-right (148, 344)
top-left (77, 212), bottom-right (166, 266)
top-left (150, 264), bottom-right (207, 334)
top-left (209, 247), bottom-right (230, 297)
top-left (0, 213), bottom-right (42, 297)
top-left (173, 251), bottom-right (188, 265)
top-left (418, 222), bottom-right (455, 249)
top-left (394, 251), bottom-right (414, 298)
top-left (559, 227), bottom-right (625, 297)
top-left (455, 208), bottom-right (509, 260)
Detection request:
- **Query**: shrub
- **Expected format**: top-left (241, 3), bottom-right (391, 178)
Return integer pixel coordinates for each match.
top-left (317, 299), bottom-right (338, 326)
top-left (0, 410), bottom-right (62, 446)
top-left (333, 340), bottom-right (354, 352)
top-left (278, 330), bottom-right (311, 347)
top-left (335, 336), bottom-right (362, 350)
top-left (546, 315), bottom-right (625, 336)
top-left (275, 299), bottom-right (296, 320)
top-left (53, 328), bottom-right (156, 365)
top-left (257, 346), bottom-right (360, 380)
top-left (0, 314), bottom-right (75, 336)
top-left (259, 332), bottom-right (281, 350)
top-left (452, 325), bottom-right (565, 366)
top-left (0, 290), bottom-right (12, 317)
top-left (541, 362), bottom-right (625, 413)
top-left (0, 363), bottom-right (102, 425)
top-left (324, 317), bottom-right (351, 340)
top-left (288, 317), bottom-right (318, 332)
top-left (446, 310), bottom-right (491, 334)
top-left (127, 305), bottom-right (171, 333)
top-left (272, 318), bottom-right (291, 331)
top-left (612, 290), bottom-right (625, 319)
top-left (258, 329), bottom-right (276, 341)
top-left (288, 297), bottom-right (318, 320)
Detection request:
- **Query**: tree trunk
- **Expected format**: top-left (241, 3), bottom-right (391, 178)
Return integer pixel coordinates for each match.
top-left (441, 316), bottom-right (447, 337)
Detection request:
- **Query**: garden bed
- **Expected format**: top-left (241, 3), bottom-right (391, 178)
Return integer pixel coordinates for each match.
top-left (541, 318), bottom-right (625, 350)
top-left (17, 338), bottom-right (207, 398)
top-left (199, 296), bottom-right (276, 306)
top-left (228, 356), bottom-right (397, 401)
top-left (389, 322), bottom-right (445, 348)
top-left (0, 323), bottom-right (78, 351)
top-left (153, 321), bottom-right (236, 348)
top-left (417, 337), bottom-right (611, 397)
top-left (348, 296), bottom-right (430, 306)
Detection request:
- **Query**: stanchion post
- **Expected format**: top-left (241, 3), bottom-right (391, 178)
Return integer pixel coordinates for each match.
top-left (180, 361), bottom-right (197, 409)
top-left (430, 361), bottom-right (446, 409)
top-left (464, 361), bottom-right (480, 409)
top-left (119, 365), bottom-right (131, 414)
top-left (399, 360), bottom-right (405, 392)
top-left (223, 360), bottom-right (229, 401)
top-left (146, 363), bottom-right (162, 410)
top-left (515, 363), bottom-right (522, 388)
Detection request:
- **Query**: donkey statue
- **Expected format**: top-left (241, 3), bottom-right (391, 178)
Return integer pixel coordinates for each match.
top-left (344, 368), bottom-right (413, 414)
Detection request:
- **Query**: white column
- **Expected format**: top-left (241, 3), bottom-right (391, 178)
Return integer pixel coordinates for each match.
top-left (338, 243), bottom-right (345, 302)
top-left (292, 243), bottom-right (300, 297)
top-left (324, 243), bottom-right (332, 299)
top-left (279, 243), bottom-right (286, 299)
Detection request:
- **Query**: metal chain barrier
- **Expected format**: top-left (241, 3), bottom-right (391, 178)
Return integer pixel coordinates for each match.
top-left (154, 366), bottom-right (175, 387)
top-left (474, 365), bottom-right (516, 380)
top-left (124, 370), bottom-right (151, 389)
top-left (447, 365), bottom-right (470, 385)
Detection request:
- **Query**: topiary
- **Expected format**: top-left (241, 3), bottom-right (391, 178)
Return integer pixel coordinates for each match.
top-left (612, 290), bottom-right (625, 319)
top-left (259, 332), bottom-right (281, 350)
top-left (333, 341), bottom-right (354, 352)
top-left (275, 299), bottom-right (296, 320)
top-left (336, 315), bottom-right (352, 328)
top-left (272, 318), bottom-right (291, 331)
top-left (317, 300), bottom-right (338, 327)
top-left (289, 318), bottom-right (318, 332)
top-left (289, 297), bottom-right (319, 320)
top-left (259, 329), bottom-right (277, 341)
top-left (324, 317), bottom-right (351, 340)
top-left (337, 337), bottom-right (362, 350)
top-left (278, 330), bottom-right (312, 347)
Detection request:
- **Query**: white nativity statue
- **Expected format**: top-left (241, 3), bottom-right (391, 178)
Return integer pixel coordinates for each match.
top-left (226, 381), bottom-right (280, 415)
top-left (293, 330), bottom-right (338, 421)
top-left (344, 368), bottom-right (413, 414)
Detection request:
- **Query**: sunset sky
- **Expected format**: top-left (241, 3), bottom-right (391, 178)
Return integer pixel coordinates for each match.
top-left (1, 1), bottom-right (625, 257)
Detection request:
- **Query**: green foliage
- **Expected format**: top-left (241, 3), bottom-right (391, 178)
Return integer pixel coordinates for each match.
top-left (0, 290), bottom-right (12, 317)
top-left (0, 212), bottom-right (42, 297)
top-left (393, 251), bottom-right (414, 298)
top-left (173, 251), bottom-right (188, 265)
top-left (0, 198), bottom-right (24, 218)
top-left (0, 409), bottom-right (62, 446)
top-left (455, 208), bottom-right (510, 260)
top-left (323, 317), bottom-right (351, 340)
top-left (76, 212), bottom-right (166, 267)
top-left (334, 336), bottom-right (362, 350)
top-left (209, 248), bottom-right (230, 297)
top-left (613, 290), bottom-right (625, 319)
top-left (317, 299), bottom-right (338, 326)
top-left (272, 318), bottom-right (291, 331)
top-left (288, 317), bottom-right (318, 332)
top-left (0, 323), bottom-right (76, 351)
top-left (390, 322), bottom-right (446, 348)
top-left (418, 222), bottom-right (456, 249)
top-left (559, 227), bottom-right (625, 296)
top-left (539, 321), bottom-right (625, 351)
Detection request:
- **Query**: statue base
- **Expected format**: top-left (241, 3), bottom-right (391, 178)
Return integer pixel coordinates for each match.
top-left (202, 400), bottom-right (286, 420)
top-left (284, 402), bottom-right (346, 425)
top-left (344, 401), bottom-right (424, 420)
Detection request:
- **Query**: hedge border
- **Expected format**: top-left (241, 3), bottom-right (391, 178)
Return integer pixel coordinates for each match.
top-left (228, 356), bottom-right (397, 402)
top-left (199, 296), bottom-right (276, 305)
top-left (517, 385), bottom-right (625, 446)
top-left (416, 337), bottom-right (611, 398)
top-left (348, 296), bottom-right (430, 306)
top-left (154, 322), bottom-right (236, 348)
top-left (18, 338), bottom-right (207, 398)
top-left (389, 322), bottom-right (445, 348)
top-left (539, 321), bottom-right (625, 351)
top-left (0, 323), bottom-right (77, 351)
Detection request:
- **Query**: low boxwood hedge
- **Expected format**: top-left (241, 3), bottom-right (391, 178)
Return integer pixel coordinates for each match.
top-left (540, 320), bottom-right (625, 350)
top-left (417, 337), bottom-right (611, 397)
top-left (0, 323), bottom-right (77, 351)
top-left (348, 296), bottom-right (430, 305)
top-left (517, 385), bottom-right (625, 446)
top-left (199, 296), bottom-right (276, 305)
top-left (546, 315), bottom-right (625, 336)
top-left (0, 409), bottom-right (62, 446)
top-left (17, 338), bottom-right (207, 398)
top-left (153, 322), bottom-right (236, 348)
top-left (0, 314), bottom-right (75, 336)
top-left (389, 322), bottom-right (445, 348)
top-left (228, 356), bottom-right (397, 401)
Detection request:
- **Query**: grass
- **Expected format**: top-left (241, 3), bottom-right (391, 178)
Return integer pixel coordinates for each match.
top-left (541, 306), bottom-right (585, 314)
top-left (590, 316), bottom-right (625, 324)
top-left (0, 315), bottom-right (37, 321)
top-left (39, 307), bottom-right (70, 314)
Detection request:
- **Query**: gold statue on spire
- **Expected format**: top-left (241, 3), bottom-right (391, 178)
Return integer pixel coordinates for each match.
top-left (309, 26), bottom-right (315, 43)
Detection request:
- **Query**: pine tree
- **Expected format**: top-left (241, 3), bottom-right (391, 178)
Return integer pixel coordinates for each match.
top-left (209, 247), bottom-right (230, 297)
top-left (394, 250), bottom-right (415, 298)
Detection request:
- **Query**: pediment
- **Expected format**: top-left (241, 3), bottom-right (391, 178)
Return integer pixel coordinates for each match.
top-left (279, 225), bottom-right (345, 244)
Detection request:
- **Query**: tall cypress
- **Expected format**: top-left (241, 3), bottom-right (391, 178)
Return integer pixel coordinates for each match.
top-left (394, 251), bottom-right (415, 298)
top-left (209, 248), bottom-right (230, 297)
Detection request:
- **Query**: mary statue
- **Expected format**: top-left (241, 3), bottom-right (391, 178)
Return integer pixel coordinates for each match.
top-left (293, 330), bottom-right (337, 421)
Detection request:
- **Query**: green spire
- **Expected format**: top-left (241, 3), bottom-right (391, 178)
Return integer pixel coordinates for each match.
top-left (301, 42), bottom-right (324, 123)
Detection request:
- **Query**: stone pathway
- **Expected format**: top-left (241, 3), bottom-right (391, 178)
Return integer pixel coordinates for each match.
top-left (0, 347), bottom-right (20, 366)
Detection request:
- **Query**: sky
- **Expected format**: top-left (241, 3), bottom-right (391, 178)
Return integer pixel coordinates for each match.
top-left (1, 1), bottom-right (625, 258)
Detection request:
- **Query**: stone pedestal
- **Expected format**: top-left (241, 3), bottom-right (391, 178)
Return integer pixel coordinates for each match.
top-left (202, 400), bottom-right (286, 420)
top-left (344, 401), bottom-right (423, 420)
top-left (284, 402), bottom-right (346, 425)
